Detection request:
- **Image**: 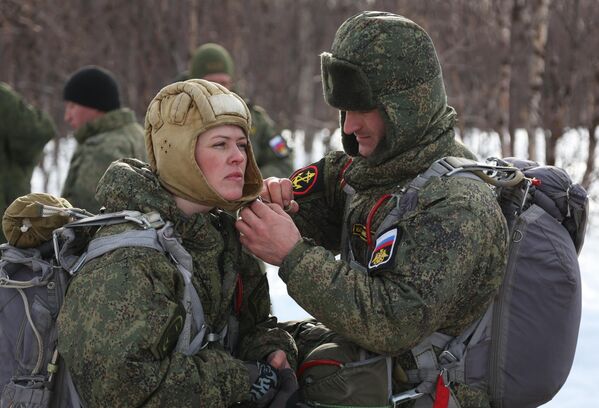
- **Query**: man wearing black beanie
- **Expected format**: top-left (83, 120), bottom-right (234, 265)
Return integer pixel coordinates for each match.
top-left (61, 65), bottom-right (146, 212)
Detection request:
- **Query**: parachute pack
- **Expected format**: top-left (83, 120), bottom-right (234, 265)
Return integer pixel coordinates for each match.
top-left (391, 156), bottom-right (587, 408)
top-left (300, 156), bottom-right (588, 408)
top-left (0, 197), bottom-right (235, 408)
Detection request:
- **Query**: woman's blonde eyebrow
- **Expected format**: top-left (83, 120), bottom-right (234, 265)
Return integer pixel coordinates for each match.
top-left (209, 134), bottom-right (247, 142)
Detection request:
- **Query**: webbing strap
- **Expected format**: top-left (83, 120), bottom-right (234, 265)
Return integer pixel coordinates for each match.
top-left (155, 223), bottom-right (211, 356)
top-left (65, 220), bottom-right (215, 355)
top-left (0, 245), bottom-right (54, 288)
top-left (62, 210), bottom-right (165, 230)
top-left (85, 229), bottom-right (164, 261)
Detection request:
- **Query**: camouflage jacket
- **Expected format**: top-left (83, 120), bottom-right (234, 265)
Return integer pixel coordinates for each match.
top-left (248, 103), bottom-right (293, 179)
top-left (58, 159), bottom-right (296, 407)
top-left (280, 138), bottom-right (507, 407)
top-left (0, 83), bottom-right (55, 242)
top-left (61, 108), bottom-right (146, 213)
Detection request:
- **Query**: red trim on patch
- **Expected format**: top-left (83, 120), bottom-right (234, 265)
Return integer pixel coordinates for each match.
top-left (291, 165), bottom-right (319, 196)
top-left (297, 359), bottom-right (343, 379)
top-left (366, 194), bottom-right (393, 249)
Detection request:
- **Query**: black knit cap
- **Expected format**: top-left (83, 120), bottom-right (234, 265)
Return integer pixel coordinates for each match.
top-left (63, 66), bottom-right (121, 112)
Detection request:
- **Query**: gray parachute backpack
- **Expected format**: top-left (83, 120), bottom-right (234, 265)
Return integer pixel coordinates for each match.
top-left (386, 157), bottom-right (587, 408)
top-left (0, 195), bottom-right (228, 408)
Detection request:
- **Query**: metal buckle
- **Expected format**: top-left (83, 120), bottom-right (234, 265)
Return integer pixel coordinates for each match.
top-left (390, 388), bottom-right (425, 406)
top-left (439, 350), bottom-right (457, 364)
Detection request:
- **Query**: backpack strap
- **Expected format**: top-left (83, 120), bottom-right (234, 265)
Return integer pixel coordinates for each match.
top-left (154, 222), bottom-right (217, 356)
top-left (59, 215), bottom-right (222, 356)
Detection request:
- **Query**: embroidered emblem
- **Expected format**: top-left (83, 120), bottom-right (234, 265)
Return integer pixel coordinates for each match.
top-left (352, 224), bottom-right (367, 242)
top-left (269, 134), bottom-right (290, 158)
top-left (291, 165), bottom-right (318, 195)
top-left (368, 228), bottom-right (398, 270)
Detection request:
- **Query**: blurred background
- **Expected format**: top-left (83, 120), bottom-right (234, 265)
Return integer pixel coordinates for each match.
top-left (1, 0), bottom-right (598, 199)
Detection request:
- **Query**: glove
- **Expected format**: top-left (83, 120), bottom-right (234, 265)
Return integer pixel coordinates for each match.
top-left (269, 368), bottom-right (299, 408)
top-left (245, 361), bottom-right (279, 407)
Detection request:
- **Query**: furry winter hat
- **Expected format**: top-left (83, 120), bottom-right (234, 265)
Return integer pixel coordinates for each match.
top-left (63, 66), bottom-right (121, 112)
top-left (321, 11), bottom-right (456, 165)
top-left (145, 79), bottom-right (262, 212)
top-left (190, 43), bottom-right (235, 79)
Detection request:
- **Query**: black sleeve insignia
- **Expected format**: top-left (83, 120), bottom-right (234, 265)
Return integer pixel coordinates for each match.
top-left (290, 158), bottom-right (325, 197)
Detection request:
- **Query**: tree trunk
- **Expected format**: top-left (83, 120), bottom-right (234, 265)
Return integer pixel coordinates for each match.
top-left (297, 0), bottom-right (316, 158)
top-left (497, 0), bottom-right (514, 157)
top-left (581, 65), bottom-right (599, 189)
top-left (526, 0), bottom-right (552, 161)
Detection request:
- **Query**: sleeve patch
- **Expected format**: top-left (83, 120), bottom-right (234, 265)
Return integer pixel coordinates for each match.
top-left (152, 305), bottom-right (185, 360)
top-left (269, 135), bottom-right (290, 158)
top-left (368, 228), bottom-right (399, 272)
top-left (290, 159), bottom-right (324, 196)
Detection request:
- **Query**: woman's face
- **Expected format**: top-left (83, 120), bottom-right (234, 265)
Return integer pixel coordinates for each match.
top-left (195, 125), bottom-right (248, 201)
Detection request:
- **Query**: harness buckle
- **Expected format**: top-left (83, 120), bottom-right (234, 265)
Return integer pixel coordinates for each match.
top-left (390, 388), bottom-right (425, 406)
top-left (439, 350), bottom-right (457, 364)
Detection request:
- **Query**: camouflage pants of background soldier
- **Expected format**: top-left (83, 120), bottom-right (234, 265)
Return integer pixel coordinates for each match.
top-left (280, 319), bottom-right (403, 407)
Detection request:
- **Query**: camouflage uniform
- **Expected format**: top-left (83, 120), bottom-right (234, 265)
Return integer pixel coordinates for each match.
top-left (279, 12), bottom-right (508, 407)
top-left (247, 102), bottom-right (293, 178)
top-left (0, 83), bottom-right (55, 242)
top-left (61, 108), bottom-right (146, 213)
top-left (58, 159), bottom-right (297, 407)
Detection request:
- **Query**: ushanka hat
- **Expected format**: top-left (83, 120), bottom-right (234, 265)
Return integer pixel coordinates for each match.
top-left (321, 11), bottom-right (456, 165)
top-left (63, 65), bottom-right (121, 112)
top-left (144, 79), bottom-right (262, 212)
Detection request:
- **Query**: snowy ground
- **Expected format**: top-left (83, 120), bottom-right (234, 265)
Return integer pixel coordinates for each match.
top-left (31, 128), bottom-right (597, 406)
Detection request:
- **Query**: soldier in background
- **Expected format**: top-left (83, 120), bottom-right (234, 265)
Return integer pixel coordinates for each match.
top-left (188, 43), bottom-right (293, 179)
top-left (0, 82), bottom-right (56, 242)
top-left (61, 65), bottom-right (146, 212)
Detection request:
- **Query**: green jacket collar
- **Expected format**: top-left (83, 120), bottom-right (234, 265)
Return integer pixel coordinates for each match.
top-left (73, 108), bottom-right (137, 144)
top-left (96, 158), bottom-right (221, 243)
top-left (344, 129), bottom-right (477, 191)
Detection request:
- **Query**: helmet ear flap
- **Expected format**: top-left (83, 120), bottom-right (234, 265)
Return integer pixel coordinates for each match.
top-left (320, 52), bottom-right (375, 111)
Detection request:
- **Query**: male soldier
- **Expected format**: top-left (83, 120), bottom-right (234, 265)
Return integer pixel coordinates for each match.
top-left (188, 43), bottom-right (293, 178)
top-left (236, 12), bottom-right (508, 407)
top-left (0, 82), bottom-right (56, 242)
top-left (62, 65), bottom-right (146, 212)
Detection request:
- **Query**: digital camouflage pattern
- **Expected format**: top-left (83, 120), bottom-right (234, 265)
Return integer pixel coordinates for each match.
top-left (57, 158), bottom-right (297, 407)
top-left (248, 103), bottom-right (293, 178)
top-left (279, 12), bottom-right (507, 407)
top-left (61, 108), bottom-right (146, 213)
top-left (0, 83), bottom-right (55, 243)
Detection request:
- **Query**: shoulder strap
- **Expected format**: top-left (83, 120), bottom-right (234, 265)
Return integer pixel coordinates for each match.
top-left (62, 214), bottom-right (218, 356)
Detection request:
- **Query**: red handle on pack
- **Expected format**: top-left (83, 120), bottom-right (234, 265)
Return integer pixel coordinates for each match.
top-left (433, 371), bottom-right (449, 408)
top-left (297, 359), bottom-right (343, 379)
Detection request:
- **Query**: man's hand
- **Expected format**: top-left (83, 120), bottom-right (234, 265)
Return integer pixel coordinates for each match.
top-left (236, 200), bottom-right (301, 266)
top-left (266, 349), bottom-right (291, 370)
top-left (261, 177), bottom-right (299, 214)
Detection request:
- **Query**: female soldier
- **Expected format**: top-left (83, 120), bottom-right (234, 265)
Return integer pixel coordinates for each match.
top-left (57, 80), bottom-right (298, 407)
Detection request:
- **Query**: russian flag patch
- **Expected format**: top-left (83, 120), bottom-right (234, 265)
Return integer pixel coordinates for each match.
top-left (368, 228), bottom-right (398, 271)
